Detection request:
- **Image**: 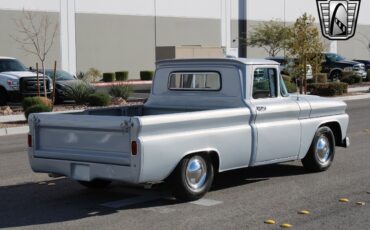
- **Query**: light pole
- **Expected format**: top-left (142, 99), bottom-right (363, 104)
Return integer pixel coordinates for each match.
top-left (238, 0), bottom-right (247, 57)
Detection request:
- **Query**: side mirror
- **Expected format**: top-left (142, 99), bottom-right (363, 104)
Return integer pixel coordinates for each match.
top-left (29, 66), bottom-right (33, 71)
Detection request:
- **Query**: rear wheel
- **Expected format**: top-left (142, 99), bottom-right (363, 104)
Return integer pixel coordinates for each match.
top-left (171, 154), bottom-right (214, 201)
top-left (302, 126), bottom-right (335, 172)
top-left (0, 88), bottom-right (7, 106)
top-left (78, 179), bottom-right (112, 189)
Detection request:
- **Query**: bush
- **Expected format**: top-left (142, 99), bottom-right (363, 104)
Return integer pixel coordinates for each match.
top-left (315, 73), bottom-right (327, 83)
top-left (22, 97), bottom-right (52, 111)
top-left (88, 93), bottom-right (111, 106)
top-left (115, 71), bottom-right (129, 81)
top-left (307, 82), bottom-right (348, 96)
top-left (109, 84), bottom-right (132, 100)
top-left (282, 75), bottom-right (291, 82)
top-left (366, 69), bottom-right (370, 82)
top-left (341, 75), bottom-right (362, 85)
top-left (103, 72), bottom-right (115, 82)
top-left (140, 71), bottom-right (154, 80)
top-left (25, 104), bottom-right (52, 120)
top-left (284, 80), bottom-right (297, 93)
top-left (83, 68), bottom-right (102, 82)
top-left (64, 81), bottom-right (95, 105)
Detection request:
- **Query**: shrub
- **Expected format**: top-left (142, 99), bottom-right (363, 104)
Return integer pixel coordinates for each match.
top-left (282, 75), bottom-right (291, 82)
top-left (109, 84), bottom-right (132, 100)
top-left (342, 71), bottom-right (355, 79)
top-left (83, 68), bottom-right (102, 82)
top-left (77, 71), bottom-right (85, 80)
top-left (22, 96), bottom-right (52, 111)
top-left (140, 71), bottom-right (154, 80)
top-left (25, 104), bottom-right (52, 120)
top-left (103, 72), bottom-right (115, 82)
top-left (88, 93), bottom-right (111, 106)
top-left (366, 69), bottom-right (370, 82)
top-left (307, 82), bottom-right (348, 96)
top-left (284, 80), bottom-right (297, 93)
top-left (341, 75), bottom-right (362, 85)
top-left (115, 71), bottom-right (129, 81)
top-left (64, 81), bottom-right (95, 105)
top-left (315, 73), bottom-right (327, 83)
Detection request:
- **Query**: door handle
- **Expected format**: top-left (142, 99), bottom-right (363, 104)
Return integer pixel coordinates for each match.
top-left (256, 106), bottom-right (267, 112)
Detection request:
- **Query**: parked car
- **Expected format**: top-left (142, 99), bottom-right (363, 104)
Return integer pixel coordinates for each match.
top-left (0, 57), bottom-right (53, 105)
top-left (321, 53), bottom-right (367, 80)
top-left (27, 58), bottom-right (349, 201)
top-left (43, 69), bottom-right (78, 103)
top-left (265, 56), bottom-right (313, 80)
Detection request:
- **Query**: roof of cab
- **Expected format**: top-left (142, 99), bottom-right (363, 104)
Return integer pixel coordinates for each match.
top-left (156, 57), bottom-right (279, 66)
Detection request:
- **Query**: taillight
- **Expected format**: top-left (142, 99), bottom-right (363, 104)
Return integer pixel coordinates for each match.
top-left (131, 141), bottom-right (137, 155)
top-left (28, 134), bottom-right (32, 147)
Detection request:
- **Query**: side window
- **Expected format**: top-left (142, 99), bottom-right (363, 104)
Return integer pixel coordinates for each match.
top-left (252, 68), bottom-right (278, 99)
top-left (168, 72), bottom-right (221, 91)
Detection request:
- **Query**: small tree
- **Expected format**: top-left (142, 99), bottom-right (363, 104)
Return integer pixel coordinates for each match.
top-left (287, 13), bottom-right (324, 94)
top-left (12, 11), bottom-right (58, 97)
top-left (246, 20), bottom-right (290, 57)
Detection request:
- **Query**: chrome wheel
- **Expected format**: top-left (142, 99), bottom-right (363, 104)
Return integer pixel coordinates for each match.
top-left (316, 135), bottom-right (331, 164)
top-left (185, 156), bottom-right (207, 192)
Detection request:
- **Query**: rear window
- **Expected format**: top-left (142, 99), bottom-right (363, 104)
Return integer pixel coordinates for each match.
top-left (168, 72), bottom-right (221, 91)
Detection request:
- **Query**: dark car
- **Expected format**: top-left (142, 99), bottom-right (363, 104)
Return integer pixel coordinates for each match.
top-left (321, 53), bottom-right (367, 80)
top-left (44, 69), bottom-right (78, 103)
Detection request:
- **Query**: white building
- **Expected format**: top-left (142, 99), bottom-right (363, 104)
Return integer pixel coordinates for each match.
top-left (0, 0), bottom-right (369, 78)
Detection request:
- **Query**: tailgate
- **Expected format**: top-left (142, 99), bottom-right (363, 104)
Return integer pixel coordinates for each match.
top-left (30, 114), bottom-right (133, 166)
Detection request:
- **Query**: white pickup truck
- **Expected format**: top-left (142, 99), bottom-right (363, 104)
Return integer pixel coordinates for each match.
top-left (28, 58), bottom-right (349, 201)
top-left (0, 57), bottom-right (52, 105)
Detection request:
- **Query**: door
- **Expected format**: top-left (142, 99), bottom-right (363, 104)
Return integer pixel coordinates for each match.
top-left (250, 67), bottom-right (301, 164)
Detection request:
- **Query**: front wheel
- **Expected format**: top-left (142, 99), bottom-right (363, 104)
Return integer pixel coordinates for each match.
top-left (302, 126), bottom-right (335, 172)
top-left (171, 154), bottom-right (214, 201)
top-left (329, 70), bottom-right (342, 81)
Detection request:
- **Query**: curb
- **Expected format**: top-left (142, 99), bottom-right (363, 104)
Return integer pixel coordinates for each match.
top-left (0, 114), bottom-right (25, 123)
top-left (335, 93), bottom-right (370, 101)
top-left (0, 126), bottom-right (29, 136)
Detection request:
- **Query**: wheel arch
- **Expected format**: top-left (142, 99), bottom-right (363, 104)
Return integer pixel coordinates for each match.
top-left (166, 149), bottom-right (221, 180)
top-left (319, 121), bottom-right (342, 147)
top-left (328, 68), bottom-right (343, 76)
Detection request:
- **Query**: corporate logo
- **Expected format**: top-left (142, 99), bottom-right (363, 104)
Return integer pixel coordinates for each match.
top-left (316, 0), bottom-right (361, 40)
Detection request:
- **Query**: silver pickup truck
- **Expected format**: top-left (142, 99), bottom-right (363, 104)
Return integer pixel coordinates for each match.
top-left (28, 58), bottom-right (349, 201)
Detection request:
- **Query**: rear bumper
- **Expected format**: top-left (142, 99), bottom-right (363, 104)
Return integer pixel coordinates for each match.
top-left (28, 155), bottom-right (140, 184)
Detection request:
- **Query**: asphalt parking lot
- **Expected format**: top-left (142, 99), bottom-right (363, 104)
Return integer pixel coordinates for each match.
top-left (0, 99), bottom-right (369, 230)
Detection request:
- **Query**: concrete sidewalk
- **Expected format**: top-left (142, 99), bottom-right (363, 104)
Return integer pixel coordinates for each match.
top-left (348, 86), bottom-right (370, 93)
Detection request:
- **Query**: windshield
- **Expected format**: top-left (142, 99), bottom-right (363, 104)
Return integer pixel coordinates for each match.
top-left (0, 59), bottom-right (27, 72)
top-left (45, 70), bottom-right (76, 81)
top-left (326, 53), bottom-right (345, 62)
